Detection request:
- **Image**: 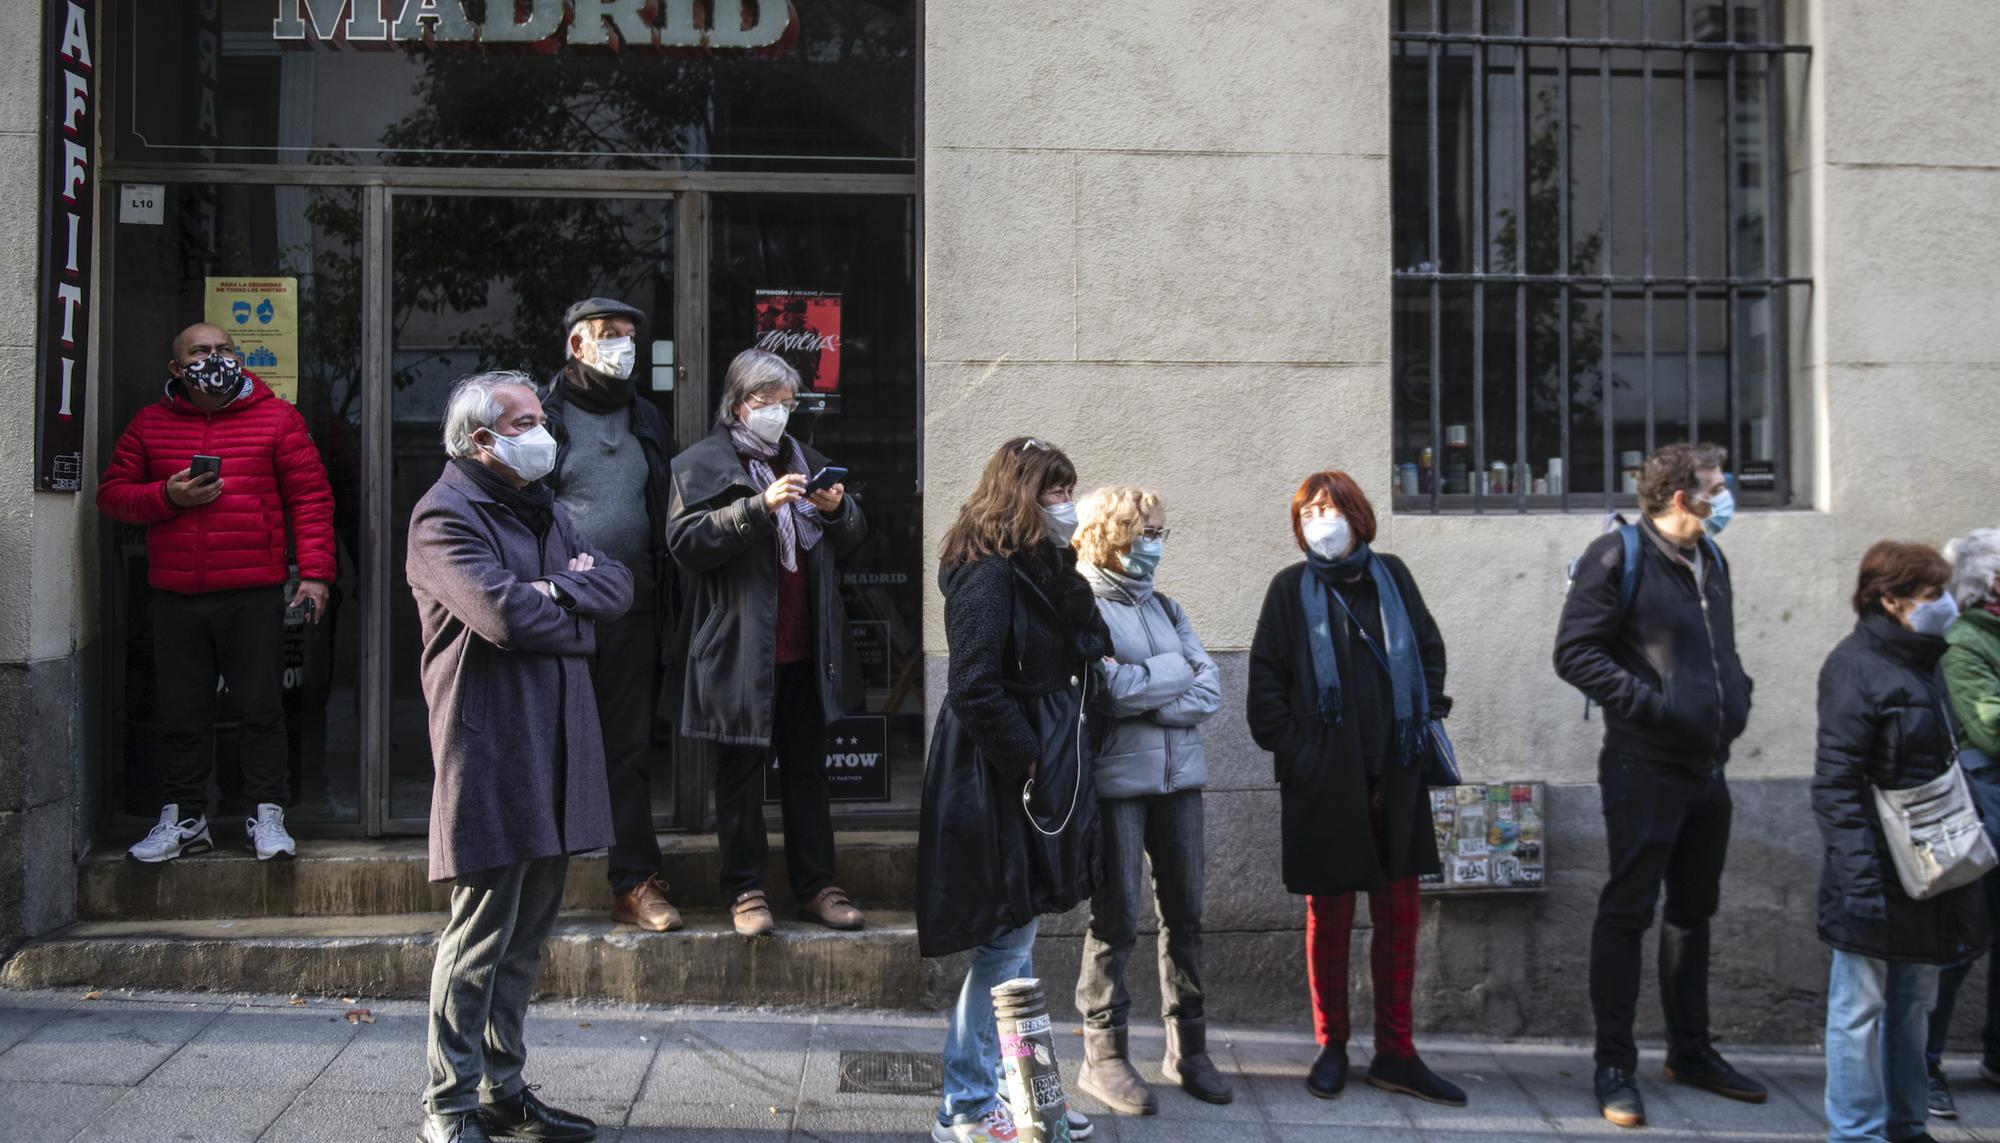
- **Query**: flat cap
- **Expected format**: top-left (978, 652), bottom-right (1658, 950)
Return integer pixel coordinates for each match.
top-left (563, 297), bottom-right (646, 333)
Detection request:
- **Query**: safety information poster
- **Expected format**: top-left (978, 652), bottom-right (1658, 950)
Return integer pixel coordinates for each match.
top-left (1420, 783), bottom-right (1547, 893)
top-left (205, 277), bottom-right (300, 404)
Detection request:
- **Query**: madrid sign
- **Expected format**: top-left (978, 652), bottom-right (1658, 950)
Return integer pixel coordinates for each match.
top-left (273, 0), bottom-right (795, 50)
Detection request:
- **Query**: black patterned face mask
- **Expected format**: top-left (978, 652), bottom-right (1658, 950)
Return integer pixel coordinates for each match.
top-left (181, 354), bottom-right (244, 398)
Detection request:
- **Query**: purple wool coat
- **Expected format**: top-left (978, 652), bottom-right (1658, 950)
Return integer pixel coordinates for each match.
top-left (406, 461), bottom-right (634, 882)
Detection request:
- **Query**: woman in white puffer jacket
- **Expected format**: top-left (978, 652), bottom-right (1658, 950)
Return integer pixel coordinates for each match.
top-left (1071, 484), bottom-right (1231, 1114)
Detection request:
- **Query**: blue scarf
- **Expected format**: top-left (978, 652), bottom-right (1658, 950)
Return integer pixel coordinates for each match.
top-left (1300, 544), bottom-right (1429, 768)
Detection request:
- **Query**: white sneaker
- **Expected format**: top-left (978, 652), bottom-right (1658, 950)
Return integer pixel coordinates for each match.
top-left (246, 803), bottom-right (297, 860)
top-left (127, 805), bottom-right (213, 863)
top-left (1065, 1106), bottom-right (1093, 1139)
top-left (929, 1105), bottom-right (1017, 1143)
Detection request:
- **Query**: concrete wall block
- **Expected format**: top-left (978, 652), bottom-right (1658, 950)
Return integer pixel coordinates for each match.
top-left (0, 0), bottom-right (38, 137)
top-left (920, 361), bottom-right (1392, 652)
top-left (924, 1), bottom-right (1386, 156)
top-left (0, 799), bottom-right (78, 954)
top-left (1825, 364), bottom-right (2000, 543)
top-left (1820, 0), bottom-right (2000, 169)
top-left (0, 653), bottom-right (80, 815)
top-left (1822, 165), bottom-right (2000, 367)
top-left (0, 133), bottom-right (40, 353)
top-left (924, 149), bottom-right (1077, 363)
top-left (1073, 152), bottom-right (1390, 364)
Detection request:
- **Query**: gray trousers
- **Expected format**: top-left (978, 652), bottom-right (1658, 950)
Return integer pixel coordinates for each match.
top-left (1075, 789), bottom-right (1208, 1031)
top-left (425, 855), bottom-right (568, 1113)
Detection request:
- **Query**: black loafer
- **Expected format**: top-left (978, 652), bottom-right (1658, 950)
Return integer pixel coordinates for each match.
top-left (1665, 1046), bottom-right (1767, 1104)
top-left (478, 1086), bottom-right (597, 1142)
top-left (420, 1111), bottom-right (495, 1143)
top-left (1306, 1044), bottom-right (1349, 1099)
top-left (1367, 1053), bottom-right (1467, 1107)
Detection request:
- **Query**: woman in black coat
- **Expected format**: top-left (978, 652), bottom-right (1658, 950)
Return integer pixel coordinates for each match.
top-left (1814, 540), bottom-right (1990, 1143)
top-left (1246, 470), bottom-right (1464, 1108)
top-left (918, 437), bottom-right (1109, 1143)
top-left (664, 349), bottom-right (868, 937)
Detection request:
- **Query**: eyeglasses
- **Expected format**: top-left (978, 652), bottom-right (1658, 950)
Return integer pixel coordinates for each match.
top-left (1018, 438), bottom-right (1050, 453)
top-left (746, 392), bottom-right (799, 413)
top-left (1140, 527), bottom-right (1173, 542)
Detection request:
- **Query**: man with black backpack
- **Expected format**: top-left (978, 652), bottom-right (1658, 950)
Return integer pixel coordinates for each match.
top-left (1554, 442), bottom-right (1762, 1129)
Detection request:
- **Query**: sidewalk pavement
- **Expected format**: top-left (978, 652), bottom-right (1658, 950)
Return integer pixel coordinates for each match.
top-left (1, 988), bottom-right (1998, 1142)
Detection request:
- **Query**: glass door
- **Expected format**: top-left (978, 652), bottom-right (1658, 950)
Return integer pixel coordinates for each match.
top-left (378, 190), bottom-right (681, 832)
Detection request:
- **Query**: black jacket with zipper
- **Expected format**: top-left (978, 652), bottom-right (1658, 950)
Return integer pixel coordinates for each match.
top-left (1553, 517), bottom-right (1754, 771)
top-left (916, 543), bottom-right (1112, 958)
top-left (1812, 612), bottom-right (1990, 965)
top-left (660, 425), bottom-right (866, 746)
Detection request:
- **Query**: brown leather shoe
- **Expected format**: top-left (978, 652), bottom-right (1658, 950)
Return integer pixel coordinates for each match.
top-left (799, 885), bottom-right (865, 930)
top-left (612, 874), bottom-right (683, 933)
top-left (732, 889), bottom-right (775, 937)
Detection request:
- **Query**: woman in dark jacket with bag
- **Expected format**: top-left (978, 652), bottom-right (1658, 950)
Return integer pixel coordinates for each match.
top-left (664, 349), bottom-right (868, 937)
top-left (1246, 470), bottom-right (1464, 1107)
top-left (1814, 540), bottom-right (1991, 1143)
top-left (918, 437), bottom-right (1110, 1143)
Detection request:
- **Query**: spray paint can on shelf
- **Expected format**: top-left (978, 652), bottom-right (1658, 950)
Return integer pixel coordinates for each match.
top-left (992, 978), bottom-right (1071, 1142)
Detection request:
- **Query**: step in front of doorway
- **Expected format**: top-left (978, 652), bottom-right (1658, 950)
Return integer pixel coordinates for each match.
top-left (80, 832), bottom-right (920, 921)
top-left (1, 909), bottom-right (954, 1010)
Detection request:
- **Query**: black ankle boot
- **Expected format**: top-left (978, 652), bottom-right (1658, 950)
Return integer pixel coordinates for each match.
top-left (477, 1086), bottom-right (596, 1142)
top-left (1162, 1017), bottom-right (1234, 1105)
top-left (1306, 1044), bottom-right (1349, 1099)
top-left (1367, 1054), bottom-right (1468, 1107)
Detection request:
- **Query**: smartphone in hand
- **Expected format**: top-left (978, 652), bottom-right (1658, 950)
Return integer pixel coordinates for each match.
top-left (804, 466), bottom-right (848, 495)
top-left (190, 454), bottom-right (222, 479)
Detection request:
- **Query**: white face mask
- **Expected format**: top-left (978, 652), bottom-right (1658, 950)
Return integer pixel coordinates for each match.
top-left (481, 423), bottom-right (559, 483)
top-left (744, 404), bottom-right (790, 446)
top-left (591, 335), bottom-right (637, 380)
top-left (1042, 501), bottom-right (1079, 547)
top-left (1302, 515), bottom-right (1353, 560)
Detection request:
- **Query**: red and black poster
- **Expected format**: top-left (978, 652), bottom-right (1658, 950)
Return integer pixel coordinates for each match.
top-left (753, 289), bottom-right (842, 393)
top-left (35, 0), bottom-right (95, 492)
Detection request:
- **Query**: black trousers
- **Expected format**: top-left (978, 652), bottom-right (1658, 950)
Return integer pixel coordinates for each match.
top-left (1589, 748), bottom-right (1733, 1071)
top-left (713, 660), bottom-right (836, 903)
top-left (151, 586), bottom-right (290, 819)
top-left (1928, 869), bottom-right (2000, 1069)
top-left (590, 609), bottom-right (664, 895)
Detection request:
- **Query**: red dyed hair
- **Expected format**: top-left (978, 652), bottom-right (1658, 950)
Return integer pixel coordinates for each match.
top-left (1289, 471), bottom-right (1377, 553)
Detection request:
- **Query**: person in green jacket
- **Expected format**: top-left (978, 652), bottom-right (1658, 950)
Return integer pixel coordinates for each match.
top-left (1925, 527), bottom-right (2000, 1120)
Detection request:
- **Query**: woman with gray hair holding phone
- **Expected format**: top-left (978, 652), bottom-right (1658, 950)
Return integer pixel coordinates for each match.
top-left (664, 348), bottom-right (869, 937)
top-left (1923, 527), bottom-right (2000, 1120)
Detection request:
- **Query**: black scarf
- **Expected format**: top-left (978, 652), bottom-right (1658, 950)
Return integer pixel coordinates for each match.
top-left (561, 358), bottom-right (636, 415)
top-left (453, 457), bottom-right (555, 538)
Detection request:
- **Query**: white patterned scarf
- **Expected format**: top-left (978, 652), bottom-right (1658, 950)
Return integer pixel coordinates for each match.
top-left (730, 426), bottom-right (824, 572)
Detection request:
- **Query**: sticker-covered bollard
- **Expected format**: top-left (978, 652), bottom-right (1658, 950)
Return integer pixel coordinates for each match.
top-left (992, 977), bottom-right (1072, 1142)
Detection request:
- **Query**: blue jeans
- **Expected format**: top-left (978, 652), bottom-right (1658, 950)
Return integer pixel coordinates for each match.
top-left (938, 918), bottom-right (1039, 1126)
top-left (1825, 948), bottom-right (1939, 1143)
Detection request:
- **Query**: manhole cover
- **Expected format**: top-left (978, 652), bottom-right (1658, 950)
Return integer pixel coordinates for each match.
top-left (838, 1050), bottom-right (942, 1096)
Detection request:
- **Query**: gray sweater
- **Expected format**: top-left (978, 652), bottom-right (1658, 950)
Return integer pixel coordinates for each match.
top-left (549, 402), bottom-right (655, 605)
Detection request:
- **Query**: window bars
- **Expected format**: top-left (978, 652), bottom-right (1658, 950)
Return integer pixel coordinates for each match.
top-left (1390, 0), bottom-right (1811, 513)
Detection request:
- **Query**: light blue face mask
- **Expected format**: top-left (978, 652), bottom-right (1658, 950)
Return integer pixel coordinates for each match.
top-left (1698, 487), bottom-right (1736, 537)
top-left (1909, 592), bottom-right (1961, 637)
top-left (1120, 536), bottom-right (1164, 579)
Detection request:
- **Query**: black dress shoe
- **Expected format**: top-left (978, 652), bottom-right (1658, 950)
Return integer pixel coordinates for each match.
top-left (419, 1111), bottom-right (495, 1143)
top-left (1595, 1065), bottom-right (1646, 1129)
top-left (1665, 1046), bottom-right (1767, 1104)
top-left (1306, 1044), bottom-right (1349, 1099)
top-left (1367, 1053), bottom-right (1468, 1107)
top-left (478, 1086), bottom-right (597, 1142)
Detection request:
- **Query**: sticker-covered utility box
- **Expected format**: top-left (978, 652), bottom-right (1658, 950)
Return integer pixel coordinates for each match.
top-left (1420, 783), bottom-right (1547, 893)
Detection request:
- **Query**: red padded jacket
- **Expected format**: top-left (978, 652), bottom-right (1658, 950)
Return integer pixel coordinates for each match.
top-left (96, 373), bottom-right (337, 594)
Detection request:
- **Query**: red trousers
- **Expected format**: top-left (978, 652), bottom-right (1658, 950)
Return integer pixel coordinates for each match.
top-left (1306, 876), bottom-right (1421, 1058)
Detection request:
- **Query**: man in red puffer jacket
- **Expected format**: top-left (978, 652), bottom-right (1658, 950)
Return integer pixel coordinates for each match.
top-left (97, 322), bottom-right (336, 864)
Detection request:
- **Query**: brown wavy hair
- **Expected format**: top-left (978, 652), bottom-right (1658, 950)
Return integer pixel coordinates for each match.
top-left (1289, 471), bottom-right (1377, 552)
top-left (939, 437), bottom-right (1078, 568)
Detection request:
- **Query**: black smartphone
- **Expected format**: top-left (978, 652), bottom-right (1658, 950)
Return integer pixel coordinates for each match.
top-left (190, 454), bottom-right (222, 479)
top-left (804, 466), bottom-right (848, 494)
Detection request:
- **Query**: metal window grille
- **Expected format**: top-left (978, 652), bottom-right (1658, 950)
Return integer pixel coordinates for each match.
top-left (1390, 0), bottom-right (1811, 514)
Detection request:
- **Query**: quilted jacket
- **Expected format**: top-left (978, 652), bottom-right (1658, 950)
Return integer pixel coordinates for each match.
top-left (96, 372), bottom-right (336, 594)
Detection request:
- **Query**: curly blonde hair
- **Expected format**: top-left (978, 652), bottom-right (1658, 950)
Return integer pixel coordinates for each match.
top-left (1075, 485), bottom-right (1163, 570)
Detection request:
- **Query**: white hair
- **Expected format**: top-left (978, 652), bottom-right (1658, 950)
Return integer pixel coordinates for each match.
top-left (565, 319), bottom-right (592, 360)
top-left (1946, 528), bottom-right (2000, 609)
top-left (715, 348), bottom-right (800, 426)
top-left (442, 371), bottom-right (535, 458)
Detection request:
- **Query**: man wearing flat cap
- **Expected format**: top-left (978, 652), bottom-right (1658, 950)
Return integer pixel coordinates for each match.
top-left (543, 297), bottom-right (681, 932)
